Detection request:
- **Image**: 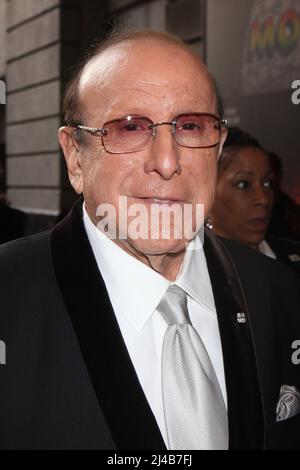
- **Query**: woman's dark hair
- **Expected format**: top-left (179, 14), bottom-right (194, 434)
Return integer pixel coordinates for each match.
top-left (218, 126), bottom-right (265, 173)
top-left (223, 126), bottom-right (263, 150)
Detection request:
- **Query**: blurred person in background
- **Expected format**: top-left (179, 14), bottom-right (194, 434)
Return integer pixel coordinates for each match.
top-left (268, 151), bottom-right (300, 241)
top-left (0, 193), bottom-right (26, 244)
top-left (207, 127), bottom-right (300, 275)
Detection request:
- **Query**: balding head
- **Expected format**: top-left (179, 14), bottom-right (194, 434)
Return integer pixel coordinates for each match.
top-left (63, 29), bottom-right (222, 128)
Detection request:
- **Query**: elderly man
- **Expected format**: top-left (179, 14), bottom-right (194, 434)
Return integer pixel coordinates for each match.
top-left (0, 30), bottom-right (299, 450)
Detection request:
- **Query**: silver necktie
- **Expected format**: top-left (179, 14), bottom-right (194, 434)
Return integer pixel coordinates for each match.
top-left (157, 284), bottom-right (228, 450)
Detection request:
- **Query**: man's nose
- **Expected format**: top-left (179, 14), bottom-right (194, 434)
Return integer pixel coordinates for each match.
top-left (143, 123), bottom-right (182, 180)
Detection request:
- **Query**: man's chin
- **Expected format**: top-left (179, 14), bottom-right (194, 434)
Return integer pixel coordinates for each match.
top-left (124, 237), bottom-right (188, 257)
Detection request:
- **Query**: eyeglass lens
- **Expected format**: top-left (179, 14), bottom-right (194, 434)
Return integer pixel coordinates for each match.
top-left (102, 114), bottom-right (222, 153)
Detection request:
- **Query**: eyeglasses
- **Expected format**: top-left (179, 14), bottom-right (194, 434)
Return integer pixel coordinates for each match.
top-left (74, 113), bottom-right (227, 154)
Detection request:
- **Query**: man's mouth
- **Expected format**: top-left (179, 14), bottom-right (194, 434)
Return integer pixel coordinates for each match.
top-left (131, 196), bottom-right (185, 206)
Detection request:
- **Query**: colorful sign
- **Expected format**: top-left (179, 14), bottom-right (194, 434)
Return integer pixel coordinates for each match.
top-left (242, 0), bottom-right (300, 95)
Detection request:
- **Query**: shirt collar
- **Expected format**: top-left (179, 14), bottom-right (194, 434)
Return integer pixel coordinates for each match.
top-left (83, 203), bottom-right (169, 331)
top-left (259, 240), bottom-right (276, 259)
top-left (83, 203), bottom-right (215, 331)
top-left (175, 235), bottom-right (216, 312)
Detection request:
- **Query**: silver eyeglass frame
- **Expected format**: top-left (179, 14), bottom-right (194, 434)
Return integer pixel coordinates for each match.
top-left (73, 113), bottom-right (228, 154)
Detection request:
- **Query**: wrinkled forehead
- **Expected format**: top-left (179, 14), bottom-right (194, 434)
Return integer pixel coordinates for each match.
top-left (78, 39), bottom-right (216, 112)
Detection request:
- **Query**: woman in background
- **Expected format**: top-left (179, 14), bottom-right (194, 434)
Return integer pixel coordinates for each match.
top-left (208, 127), bottom-right (300, 275)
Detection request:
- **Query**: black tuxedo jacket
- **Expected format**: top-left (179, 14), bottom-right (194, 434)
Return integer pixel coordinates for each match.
top-left (266, 234), bottom-right (300, 276)
top-left (0, 199), bottom-right (300, 450)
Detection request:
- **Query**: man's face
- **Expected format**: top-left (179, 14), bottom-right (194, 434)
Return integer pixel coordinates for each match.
top-left (60, 39), bottom-right (226, 258)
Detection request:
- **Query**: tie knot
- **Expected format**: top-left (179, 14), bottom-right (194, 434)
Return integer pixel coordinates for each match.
top-left (157, 285), bottom-right (190, 326)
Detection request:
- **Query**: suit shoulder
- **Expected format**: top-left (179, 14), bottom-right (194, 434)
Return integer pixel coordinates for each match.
top-left (267, 234), bottom-right (300, 254)
top-left (217, 235), bottom-right (273, 265)
top-left (0, 230), bottom-right (51, 275)
top-left (216, 235), bottom-right (300, 330)
top-left (216, 235), bottom-right (299, 285)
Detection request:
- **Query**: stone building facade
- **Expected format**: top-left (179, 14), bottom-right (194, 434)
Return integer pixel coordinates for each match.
top-left (0, 0), bottom-right (299, 232)
top-left (0, 0), bottom-right (205, 231)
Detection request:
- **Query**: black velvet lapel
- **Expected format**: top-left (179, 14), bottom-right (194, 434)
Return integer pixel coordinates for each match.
top-left (204, 230), bottom-right (264, 449)
top-left (50, 198), bottom-right (166, 450)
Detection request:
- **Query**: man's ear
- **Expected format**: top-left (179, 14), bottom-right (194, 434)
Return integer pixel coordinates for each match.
top-left (58, 126), bottom-right (83, 194)
top-left (217, 128), bottom-right (228, 162)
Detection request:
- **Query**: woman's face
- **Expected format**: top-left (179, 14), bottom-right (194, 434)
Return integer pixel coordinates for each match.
top-left (211, 146), bottom-right (275, 249)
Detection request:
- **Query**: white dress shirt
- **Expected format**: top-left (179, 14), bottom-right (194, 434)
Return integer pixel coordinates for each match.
top-left (259, 240), bottom-right (276, 259)
top-left (83, 203), bottom-right (227, 447)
